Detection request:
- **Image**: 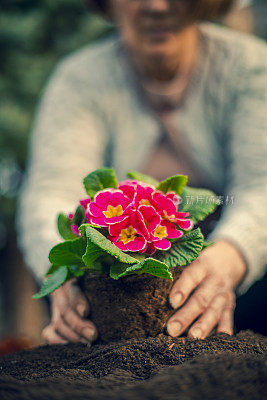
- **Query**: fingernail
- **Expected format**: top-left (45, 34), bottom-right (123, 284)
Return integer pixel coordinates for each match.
top-left (170, 292), bottom-right (183, 309)
top-left (190, 327), bottom-right (202, 339)
top-left (77, 303), bottom-right (86, 317)
top-left (81, 327), bottom-right (96, 341)
top-left (80, 338), bottom-right (92, 346)
top-left (167, 321), bottom-right (182, 337)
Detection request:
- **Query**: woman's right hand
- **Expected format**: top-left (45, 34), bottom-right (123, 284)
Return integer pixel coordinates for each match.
top-left (42, 279), bottom-right (97, 344)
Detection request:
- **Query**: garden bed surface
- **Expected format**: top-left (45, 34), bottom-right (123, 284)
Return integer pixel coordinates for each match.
top-left (0, 330), bottom-right (266, 400)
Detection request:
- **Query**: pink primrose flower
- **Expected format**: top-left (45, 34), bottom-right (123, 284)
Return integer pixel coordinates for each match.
top-left (152, 191), bottom-right (193, 231)
top-left (108, 211), bottom-right (147, 252)
top-left (117, 180), bottom-right (138, 201)
top-left (79, 197), bottom-right (91, 210)
top-left (68, 213), bottom-right (80, 237)
top-left (87, 189), bottom-right (132, 227)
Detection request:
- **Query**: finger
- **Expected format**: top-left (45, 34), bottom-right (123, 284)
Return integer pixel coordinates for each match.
top-left (169, 260), bottom-right (207, 309)
top-left (42, 324), bottom-right (68, 345)
top-left (167, 276), bottom-right (223, 337)
top-left (217, 303), bottom-right (235, 335)
top-left (68, 283), bottom-right (90, 318)
top-left (188, 293), bottom-right (228, 339)
top-left (54, 317), bottom-right (82, 343)
top-left (62, 308), bottom-right (97, 342)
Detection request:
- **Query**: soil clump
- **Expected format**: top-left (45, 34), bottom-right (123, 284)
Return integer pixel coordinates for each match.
top-left (78, 266), bottom-right (182, 343)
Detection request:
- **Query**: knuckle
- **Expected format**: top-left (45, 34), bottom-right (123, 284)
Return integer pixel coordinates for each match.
top-left (53, 319), bottom-right (62, 332)
top-left (183, 268), bottom-right (198, 285)
top-left (60, 306), bottom-right (71, 320)
top-left (194, 292), bottom-right (209, 310)
top-left (41, 326), bottom-right (50, 340)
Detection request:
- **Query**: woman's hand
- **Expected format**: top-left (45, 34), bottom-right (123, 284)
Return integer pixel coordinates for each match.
top-left (42, 279), bottom-right (97, 344)
top-left (167, 240), bottom-right (247, 339)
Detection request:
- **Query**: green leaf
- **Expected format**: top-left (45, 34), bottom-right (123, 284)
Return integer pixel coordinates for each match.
top-left (157, 175), bottom-right (188, 196)
top-left (202, 240), bottom-right (213, 250)
top-left (33, 266), bottom-right (68, 299)
top-left (137, 258), bottom-right (173, 280)
top-left (45, 264), bottom-right (60, 276)
top-left (158, 228), bottom-right (204, 268)
top-left (179, 187), bottom-right (219, 224)
top-left (73, 205), bottom-right (85, 226)
top-left (83, 168), bottom-right (117, 198)
top-left (82, 238), bottom-right (105, 267)
top-left (110, 258), bottom-right (172, 280)
top-left (49, 237), bottom-right (87, 266)
top-left (81, 224), bottom-right (137, 265)
top-left (68, 265), bottom-right (85, 278)
top-left (127, 171), bottom-right (159, 187)
top-left (57, 213), bottom-right (77, 240)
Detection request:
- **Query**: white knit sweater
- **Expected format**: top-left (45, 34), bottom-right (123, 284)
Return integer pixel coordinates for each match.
top-left (17, 23), bottom-right (267, 294)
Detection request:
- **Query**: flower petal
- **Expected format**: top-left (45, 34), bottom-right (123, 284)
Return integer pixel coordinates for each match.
top-left (161, 220), bottom-right (183, 239)
top-left (88, 202), bottom-right (103, 217)
top-left (108, 217), bottom-right (130, 237)
top-left (79, 198), bottom-right (91, 210)
top-left (94, 189), bottom-right (113, 210)
top-left (89, 216), bottom-right (108, 227)
top-left (110, 190), bottom-right (130, 208)
top-left (126, 236), bottom-right (147, 252)
top-left (176, 218), bottom-right (193, 230)
top-left (117, 180), bottom-right (137, 201)
top-left (153, 238), bottom-right (171, 251)
top-left (138, 205), bottom-right (161, 233)
top-left (108, 235), bottom-right (127, 251)
top-left (152, 191), bottom-right (177, 216)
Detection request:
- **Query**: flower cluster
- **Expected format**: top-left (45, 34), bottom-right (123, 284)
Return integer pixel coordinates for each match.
top-left (70, 180), bottom-right (193, 255)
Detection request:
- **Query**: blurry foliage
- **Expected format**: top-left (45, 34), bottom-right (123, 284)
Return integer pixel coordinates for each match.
top-left (0, 0), bottom-right (112, 247)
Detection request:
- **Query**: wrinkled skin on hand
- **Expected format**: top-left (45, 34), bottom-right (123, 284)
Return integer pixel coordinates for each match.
top-left (42, 280), bottom-right (97, 344)
top-left (167, 240), bottom-right (247, 339)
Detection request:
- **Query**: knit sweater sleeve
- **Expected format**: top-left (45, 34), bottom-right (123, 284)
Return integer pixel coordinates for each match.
top-left (209, 40), bottom-right (267, 295)
top-left (16, 60), bottom-right (108, 281)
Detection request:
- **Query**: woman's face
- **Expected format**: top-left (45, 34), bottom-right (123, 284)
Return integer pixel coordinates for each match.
top-left (111, 0), bottom-right (193, 58)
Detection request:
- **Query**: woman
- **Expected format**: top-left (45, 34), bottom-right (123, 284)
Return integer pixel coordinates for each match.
top-left (17, 0), bottom-right (267, 344)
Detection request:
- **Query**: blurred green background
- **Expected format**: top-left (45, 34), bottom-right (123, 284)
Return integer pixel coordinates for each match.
top-left (0, 0), bottom-right (266, 347)
top-left (0, 0), bottom-right (112, 248)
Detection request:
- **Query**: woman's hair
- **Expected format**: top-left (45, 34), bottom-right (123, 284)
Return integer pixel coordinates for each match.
top-left (84, 0), bottom-right (235, 20)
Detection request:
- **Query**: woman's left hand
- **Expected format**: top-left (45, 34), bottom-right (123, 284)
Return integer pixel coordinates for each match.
top-left (167, 240), bottom-right (247, 339)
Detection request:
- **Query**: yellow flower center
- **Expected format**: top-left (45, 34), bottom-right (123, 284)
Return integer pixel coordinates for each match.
top-left (103, 204), bottom-right (123, 218)
top-left (119, 226), bottom-right (137, 244)
top-left (154, 225), bottom-right (167, 239)
top-left (163, 210), bottom-right (176, 222)
top-left (140, 199), bottom-right (151, 206)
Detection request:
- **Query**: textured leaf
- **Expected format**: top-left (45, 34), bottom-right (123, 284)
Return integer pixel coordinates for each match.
top-left (157, 175), bottom-right (188, 196)
top-left (127, 171), bottom-right (158, 187)
top-left (57, 213), bottom-right (76, 240)
top-left (202, 240), bottom-right (213, 250)
top-left (137, 258), bottom-right (173, 280)
top-left (33, 266), bottom-right (68, 299)
top-left (49, 237), bottom-right (87, 266)
top-left (83, 167), bottom-right (117, 198)
top-left (179, 187), bottom-right (219, 224)
top-left (110, 258), bottom-right (172, 280)
top-left (73, 205), bottom-right (85, 226)
top-left (159, 228), bottom-right (204, 268)
top-left (82, 239), bottom-right (105, 267)
top-left (82, 224), bottom-right (138, 265)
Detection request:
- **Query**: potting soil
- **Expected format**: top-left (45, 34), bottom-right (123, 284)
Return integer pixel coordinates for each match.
top-left (0, 330), bottom-right (266, 400)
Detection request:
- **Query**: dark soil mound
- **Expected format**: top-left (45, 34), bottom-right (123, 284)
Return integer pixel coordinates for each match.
top-left (0, 331), bottom-right (266, 400)
top-left (78, 267), bottom-right (182, 343)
